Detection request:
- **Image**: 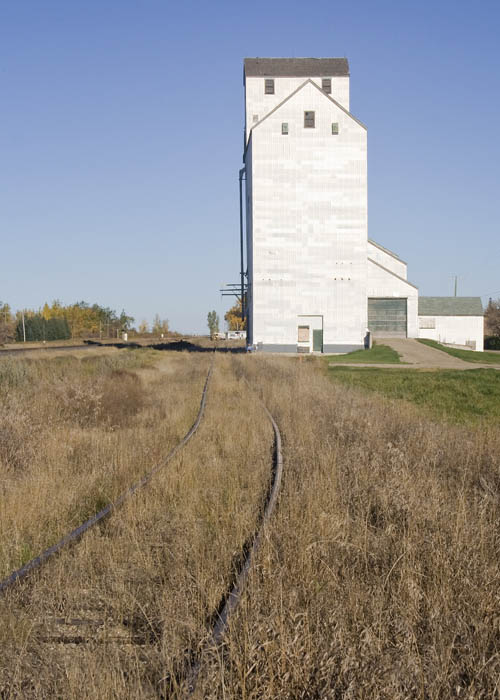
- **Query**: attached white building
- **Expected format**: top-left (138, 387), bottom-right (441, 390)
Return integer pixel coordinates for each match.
top-left (242, 57), bottom-right (484, 352)
top-left (418, 297), bottom-right (484, 351)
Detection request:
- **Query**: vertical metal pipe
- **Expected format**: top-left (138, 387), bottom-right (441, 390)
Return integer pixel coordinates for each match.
top-left (239, 167), bottom-right (246, 325)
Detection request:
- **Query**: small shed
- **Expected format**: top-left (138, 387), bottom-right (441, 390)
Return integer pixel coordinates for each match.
top-left (418, 297), bottom-right (484, 351)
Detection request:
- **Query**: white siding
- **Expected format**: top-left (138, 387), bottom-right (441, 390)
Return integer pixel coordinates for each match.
top-left (368, 240), bottom-right (407, 279)
top-left (247, 80), bottom-right (367, 351)
top-left (367, 258), bottom-right (419, 337)
top-left (245, 76), bottom-right (349, 142)
top-left (418, 316), bottom-right (484, 351)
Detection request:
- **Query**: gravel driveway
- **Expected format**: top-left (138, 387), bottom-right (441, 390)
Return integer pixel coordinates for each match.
top-left (329, 338), bottom-right (498, 370)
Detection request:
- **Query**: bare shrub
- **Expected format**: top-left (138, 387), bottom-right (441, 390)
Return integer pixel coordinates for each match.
top-left (53, 376), bottom-right (103, 428)
top-left (99, 369), bottom-right (145, 427)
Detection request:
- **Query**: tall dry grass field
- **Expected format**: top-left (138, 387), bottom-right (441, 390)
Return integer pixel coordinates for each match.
top-left (0, 350), bottom-right (273, 697)
top-left (196, 356), bottom-right (500, 699)
top-left (1, 350), bottom-right (499, 698)
top-left (0, 348), bottom-right (208, 578)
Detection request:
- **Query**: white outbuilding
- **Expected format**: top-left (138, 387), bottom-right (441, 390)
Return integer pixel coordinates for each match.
top-left (418, 297), bottom-right (484, 351)
top-left (242, 57), bottom-right (484, 352)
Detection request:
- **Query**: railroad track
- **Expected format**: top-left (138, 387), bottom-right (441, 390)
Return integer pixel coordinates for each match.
top-left (0, 357), bottom-right (283, 698)
top-left (184, 380), bottom-right (283, 696)
top-left (0, 358), bottom-right (214, 595)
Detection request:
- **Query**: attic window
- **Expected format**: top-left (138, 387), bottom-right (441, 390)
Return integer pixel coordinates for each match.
top-left (322, 78), bottom-right (332, 93)
top-left (264, 79), bottom-right (275, 94)
top-left (281, 122), bottom-right (288, 135)
top-left (331, 122), bottom-right (339, 135)
top-left (304, 111), bottom-right (315, 128)
top-left (252, 114), bottom-right (259, 123)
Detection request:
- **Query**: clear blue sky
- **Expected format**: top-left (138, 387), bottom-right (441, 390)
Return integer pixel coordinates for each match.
top-left (1, 0), bottom-right (499, 333)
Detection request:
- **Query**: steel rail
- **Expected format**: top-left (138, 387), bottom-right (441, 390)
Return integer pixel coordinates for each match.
top-left (0, 359), bottom-right (214, 596)
top-left (185, 381), bottom-right (283, 695)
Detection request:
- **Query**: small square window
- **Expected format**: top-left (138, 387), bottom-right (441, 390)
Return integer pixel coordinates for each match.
top-left (331, 122), bottom-right (339, 135)
top-left (298, 326), bottom-right (309, 342)
top-left (304, 111), bottom-right (315, 128)
top-left (281, 122), bottom-right (288, 135)
top-left (322, 78), bottom-right (332, 94)
top-left (264, 79), bottom-right (274, 94)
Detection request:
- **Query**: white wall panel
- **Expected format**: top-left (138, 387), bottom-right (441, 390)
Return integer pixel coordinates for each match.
top-left (368, 241), bottom-right (407, 279)
top-left (245, 76), bottom-right (350, 142)
top-left (418, 316), bottom-right (484, 351)
top-left (247, 80), bottom-right (367, 350)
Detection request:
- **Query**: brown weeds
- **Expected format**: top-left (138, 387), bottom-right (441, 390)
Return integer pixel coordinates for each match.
top-left (0, 352), bottom-right (499, 698)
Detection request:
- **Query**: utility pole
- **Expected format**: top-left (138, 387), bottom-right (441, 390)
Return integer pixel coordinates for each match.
top-left (22, 310), bottom-right (26, 342)
top-left (454, 275), bottom-right (458, 297)
top-left (239, 167), bottom-right (246, 326)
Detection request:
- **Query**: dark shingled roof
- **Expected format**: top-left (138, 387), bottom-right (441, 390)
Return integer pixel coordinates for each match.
top-left (419, 297), bottom-right (483, 316)
top-left (244, 57), bottom-right (349, 78)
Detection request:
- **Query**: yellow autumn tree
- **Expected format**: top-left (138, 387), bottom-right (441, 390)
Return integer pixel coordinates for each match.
top-left (224, 300), bottom-right (246, 331)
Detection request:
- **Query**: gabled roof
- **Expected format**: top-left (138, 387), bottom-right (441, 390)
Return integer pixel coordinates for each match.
top-left (244, 58), bottom-right (349, 79)
top-left (368, 238), bottom-right (407, 265)
top-left (249, 78), bottom-right (366, 135)
top-left (419, 297), bottom-right (483, 316)
top-left (368, 257), bottom-right (418, 290)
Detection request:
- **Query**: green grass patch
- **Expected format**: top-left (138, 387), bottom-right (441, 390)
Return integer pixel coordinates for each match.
top-left (328, 366), bottom-right (500, 424)
top-left (418, 338), bottom-right (500, 365)
top-left (326, 342), bottom-right (402, 364)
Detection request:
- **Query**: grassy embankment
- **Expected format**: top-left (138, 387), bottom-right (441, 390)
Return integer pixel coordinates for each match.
top-left (419, 338), bottom-right (500, 364)
top-left (327, 341), bottom-right (402, 363)
top-left (328, 365), bottom-right (500, 424)
top-left (1, 349), bottom-right (499, 697)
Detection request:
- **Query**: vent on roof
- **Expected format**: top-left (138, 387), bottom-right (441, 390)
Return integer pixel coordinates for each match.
top-left (304, 111), bottom-right (315, 128)
top-left (264, 79), bottom-right (275, 94)
top-left (322, 78), bottom-right (332, 93)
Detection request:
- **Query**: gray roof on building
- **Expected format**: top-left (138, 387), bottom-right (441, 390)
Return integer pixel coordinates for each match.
top-left (419, 297), bottom-right (483, 316)
top-left (244, 57), bottom-right (349, 78)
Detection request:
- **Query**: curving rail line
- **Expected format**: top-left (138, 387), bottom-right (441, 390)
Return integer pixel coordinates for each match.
top-left (0, 358), bottom-right (214, 596)
top-left (185, 380), bottom-right (283, 695)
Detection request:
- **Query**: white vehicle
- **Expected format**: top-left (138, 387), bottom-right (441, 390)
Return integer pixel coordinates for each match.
top-left (226, 330), bottom-right (246, 340)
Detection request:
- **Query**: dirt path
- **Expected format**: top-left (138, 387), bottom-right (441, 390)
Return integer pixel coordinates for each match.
top-left (383, 338), bottom-right (469, 368)
top-left (329, 338), bottom-right (498, 370)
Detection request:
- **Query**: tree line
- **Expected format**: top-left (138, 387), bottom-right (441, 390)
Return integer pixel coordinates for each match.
top-left (0, 300), bottom-right (135, 343)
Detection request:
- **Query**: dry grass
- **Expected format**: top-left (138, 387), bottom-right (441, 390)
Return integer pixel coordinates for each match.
top-left (0, 351), bottom-right (273, 697)
top-left (1, 351), bottom-right (499, 698)
top-left (197, 356), bottom-right (500, 699)
top-left (0, 349), bottom-right (206, 577)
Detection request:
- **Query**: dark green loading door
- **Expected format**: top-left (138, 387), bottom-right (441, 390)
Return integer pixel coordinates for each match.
top-left (368, 298), bottom-right (407, 337)
top-left (313, 329), bottom-right (323, 352)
